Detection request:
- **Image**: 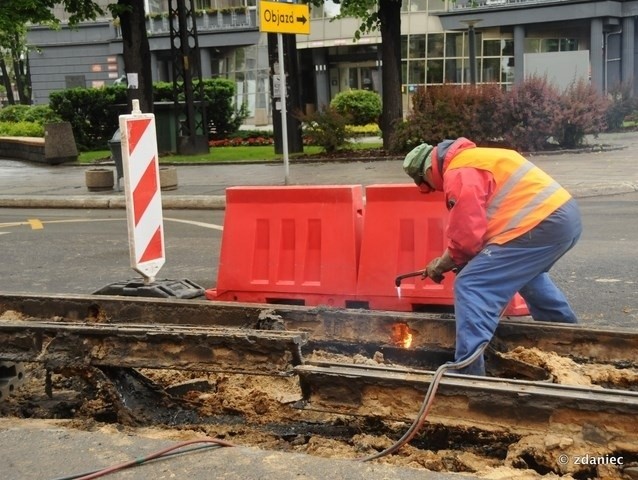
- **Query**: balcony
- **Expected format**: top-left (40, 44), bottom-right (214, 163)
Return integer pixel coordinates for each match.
top-left (450, 0), bottom-right (574, 11)
top-left (114, 8), bottom-right (257, 37)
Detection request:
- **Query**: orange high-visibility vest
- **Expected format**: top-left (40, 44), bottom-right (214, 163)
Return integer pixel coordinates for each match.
top-left (446, 147), bottom-right (572, 245)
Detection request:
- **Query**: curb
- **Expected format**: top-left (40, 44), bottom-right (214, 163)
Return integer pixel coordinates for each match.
top-left (565, 182), bottom-right (638, 198)
top-left (0, 184), bottom-right (636, 210)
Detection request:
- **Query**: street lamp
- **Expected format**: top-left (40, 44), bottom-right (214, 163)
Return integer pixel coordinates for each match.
top-left (461, 19), bottom-right (482, 85)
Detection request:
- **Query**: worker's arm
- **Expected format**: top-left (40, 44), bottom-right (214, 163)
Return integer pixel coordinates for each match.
top-left (445, 168), bottom-right (495, 263)
top-left (423, 168), bottom-right (495, 283)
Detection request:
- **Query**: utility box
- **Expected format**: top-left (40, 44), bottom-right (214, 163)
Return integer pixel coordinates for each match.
top-left (108, 129), bottom-right (124, 191)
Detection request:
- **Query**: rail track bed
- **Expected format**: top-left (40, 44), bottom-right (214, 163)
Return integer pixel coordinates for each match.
top-left (1, 293), bottom-right (638, 479)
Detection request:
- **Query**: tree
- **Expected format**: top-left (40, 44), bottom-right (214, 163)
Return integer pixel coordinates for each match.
top-left (115, 0), bottom-right (153, 113)
top-left (0, 25), bottom-right (31, 104)
top-left (0, 0), bottom-right (152, 112)
top-left (0, 0), bottom-right (103, 105)
top-left (0, 55), bottom-right (16, 104)
top-left (310, 0), bottom-right (403, 148)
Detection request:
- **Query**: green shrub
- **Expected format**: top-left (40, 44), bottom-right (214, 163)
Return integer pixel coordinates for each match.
top-left (0, 121), bottom-right (44, 137)
top-left (48, 79), bottom-right (245, 149)
top-left (605, 82), bottom-right (637, 132)
top-left (229, 129), bottom-right (274, 140)
top-left (154, 78), bottom-right (248, 139)
top-left (388, 108), bottom-right (432, 153)
top-left (295, 106), bottom-right (353, 153)
top-left (199, 78), bottom-right (248, 139)
top-left (346, 123), bottom-right (381, 136)
top-left (0, 105), bottom-right (32, 122)
top-left (152, 81), bottom-right (174, 102)
top-left (49, 85), bottom-right (127, 150)
top-left (0, 104), bottom-right (61, 126)
top-left (0, 104), bottom-right (62, 138)
top-left (23, 105), bottom-right (61, 124)
top-left (330, 89), bottom-right (381, 126)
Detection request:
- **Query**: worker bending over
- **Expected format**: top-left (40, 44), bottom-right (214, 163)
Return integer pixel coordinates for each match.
top-left (403, 137), bottom-right (582, 376)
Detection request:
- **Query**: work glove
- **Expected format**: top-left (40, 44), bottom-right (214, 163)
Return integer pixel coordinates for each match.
top-left (423, 250), bottom-right (457, 284)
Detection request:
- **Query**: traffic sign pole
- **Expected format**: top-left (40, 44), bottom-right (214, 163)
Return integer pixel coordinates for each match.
top-left (119, 99), bottom-right (166, 283)
top-left (278, 32), bottom-right (290, 185)
top-left (259, 0), bottom-right (310, 185)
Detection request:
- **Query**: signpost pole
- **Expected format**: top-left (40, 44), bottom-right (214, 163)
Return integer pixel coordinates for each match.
top-left (259, 0), bottom-right (309, 185)
top-left (277, 32), bottom-right (290, 185)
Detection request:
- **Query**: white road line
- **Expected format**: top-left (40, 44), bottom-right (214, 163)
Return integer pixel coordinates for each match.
top-left (0, 217), bottom-right (224, 231)
top-left (164, 217), bottom-right (224, 231)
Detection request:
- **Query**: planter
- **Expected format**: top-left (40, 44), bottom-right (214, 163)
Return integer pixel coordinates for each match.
top-left (85, 168), bottom-right (114, 192)
top-left (44, 122), bottom-right (78, 164)
top-left (159, 166), bottom-right (178, 191)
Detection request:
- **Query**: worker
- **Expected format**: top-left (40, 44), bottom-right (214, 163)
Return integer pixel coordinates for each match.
top-left (403, 137), bottom-right (582, 376)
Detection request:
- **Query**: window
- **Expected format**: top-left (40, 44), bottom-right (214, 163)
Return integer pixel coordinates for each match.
top-left (445, 58), bottom-right (463, 83)
top-left (427, 33), bottom-right (444, 57)
top-left (411, 0), bottom-right (428, 11)
top-left (426, 59), bottom-right (444, 83)
top-left (409, 35), bottom-right (426, 59)
top-left (525, 38), bottom-right (578, 53)
top-left (427, 0), bottom-right (446, 12)
top-left (401, 36), bottom-right (408, 59)
top-left (482, 57), bottom-right (500, 82)
top-left (409, 60), bottom-right (426, 84)
top-left (560, 38), bottom-right (578, 51)
top-left (445, 33), bottom-right (463, 57)
top-left (541, 38), bottom-right (560, 52)
top-left (402, 31), bottom-right (515, 92)
top-left (483, 39), bottom-right (501, 57)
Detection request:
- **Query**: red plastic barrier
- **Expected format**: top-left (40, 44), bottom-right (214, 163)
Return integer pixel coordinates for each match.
top-left (356, 184), bottom-right (529, 316)
top-left (356, 184), bottom-right (453, 311)
top-left (206, 185), bottom-right (363, 307)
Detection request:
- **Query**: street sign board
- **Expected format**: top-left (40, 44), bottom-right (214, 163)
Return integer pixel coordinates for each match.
top-left (259, 0), bottom-right (310, 35)
top-left (120, 101), bottom-right (165, 282)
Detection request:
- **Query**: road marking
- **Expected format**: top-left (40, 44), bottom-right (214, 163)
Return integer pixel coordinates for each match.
top-left (164, 217), bottom-right (224, 231)
top-left (0, 221), bottom-right (30, 228)
top-left (0, 217), bottom-right (223, 231)
top-left (28, 219), bottom-right (44, 230)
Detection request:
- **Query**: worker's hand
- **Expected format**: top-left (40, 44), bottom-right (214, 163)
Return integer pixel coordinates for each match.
top-left (425, 250), bottom-right (457, 284)
top-left (425, 257), bottom-right (445, 283)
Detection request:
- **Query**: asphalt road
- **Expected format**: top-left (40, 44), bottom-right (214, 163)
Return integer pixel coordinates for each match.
top-left (0, 192), bottom-right (636, 329)
top-left (0, 208), bottom-right (225, 296)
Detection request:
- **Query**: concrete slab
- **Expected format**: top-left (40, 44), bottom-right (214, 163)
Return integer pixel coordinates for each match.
top-left (0, 419), bottom-right (475, 480)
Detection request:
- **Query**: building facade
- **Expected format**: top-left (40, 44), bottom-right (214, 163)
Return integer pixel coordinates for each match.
top-left (27, 0), bottom-right (638, 126)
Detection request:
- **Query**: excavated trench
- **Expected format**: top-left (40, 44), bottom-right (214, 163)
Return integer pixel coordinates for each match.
top-left (3, 348), bottom-right (638, 480)
top-left (1, 295), bottom-right (638, 479)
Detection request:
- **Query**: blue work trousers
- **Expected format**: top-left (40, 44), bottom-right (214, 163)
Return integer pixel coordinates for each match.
top-left (452, 235), bottom-right (580, 376)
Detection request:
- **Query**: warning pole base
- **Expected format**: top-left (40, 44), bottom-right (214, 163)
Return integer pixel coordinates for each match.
top-left (93, 278), bottom-right (205, 299)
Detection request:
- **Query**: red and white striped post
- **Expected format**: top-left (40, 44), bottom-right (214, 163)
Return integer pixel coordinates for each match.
top-left (119, 99), bottom-right (165, 283)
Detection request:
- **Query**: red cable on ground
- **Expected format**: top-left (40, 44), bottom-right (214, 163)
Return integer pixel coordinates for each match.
top-left (76, 438), bottom-right (236, 480)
